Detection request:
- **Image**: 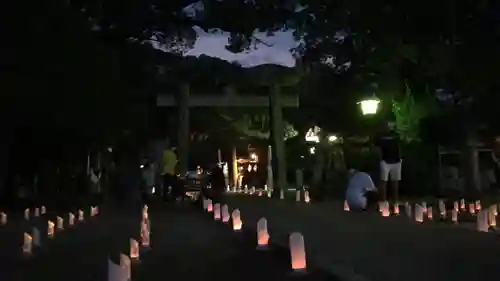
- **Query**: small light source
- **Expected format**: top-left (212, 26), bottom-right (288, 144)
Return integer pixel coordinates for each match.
top-left (289, 232), bottom-right (307, 272)
top-left (358, 98), bottom-right (380, 115)
top-left (78, 209), bottom-right (84, 221)
top-left (120, 253), bottom-right (131, 280)
top-left (221, 205), bottom-right (230, 223)
top-left (22, 233), bottom-right (32, 254)
top-left (427, 207), bottom-right (433, 220)
top-left (493, 204), bottom-right (498, 216)
top-left (47, 220), bottom-right (55, 238)
top-left (207, 199), bottom-right (213, 212)
top-left (469, 203), bottom-right (475, 214)
top-left (256, 217), bottom-right (269, 250)
top-left (56, 216), bottom-right (64, 230)
top-left (130, 238), bottom-right (140, 259)
top-left (453, 201), bottom-right (459, 212)
top-left (24, 208), bottom-right (30, 220)
top-left (475, 200), bottom-right (481, 211)
top-left (381, 201), bottom-right (390, 217)
top-left (460, 199), bottom-right (466, 210)
top-left (34, 208), bottom-right (40, 217)
top-left (309, 147), bottom-right (316, 154)
top-left (415, 205), bottom-right (424, 223)
top-left (488, 208), bottom-right (496, 227)
top-left (213, 203), bottom-right (221, 220)
top-left (344, 200), bottom-right (350, 211)
top-left (232, 209), bottom-right (242, 231)
top-left (405, 202), bottom-right (412, 218)
top-left (250, 153), bottom-right (258, 162)
top-left (477, 210), bottom-right (488, 232)
top-left (296, 190), bottom-right (301, 202)
top-left (304, 191), bottom-right (311, 203)
top-left (41, 206), bottom-right (46, 214)
top-left (393, 204), bottom-right (399, 215)
top-left (68, 212), bottom-right (75, 226)
top-left (422, 202), bottom-right (427, 213)
top-left (0, 212), bottom-right (7, 225)
top-left (439, 200), bottom-right (446, 218)
top-left (141, 222), bottom-right (150, 247)
top-left (451, 209), bottom-right (458, 223)
top-left (327, 135), bottom-right (338, 143)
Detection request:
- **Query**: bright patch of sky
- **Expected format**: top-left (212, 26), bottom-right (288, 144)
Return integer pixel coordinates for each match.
top-left (149, 0), bottom-right (305, 68)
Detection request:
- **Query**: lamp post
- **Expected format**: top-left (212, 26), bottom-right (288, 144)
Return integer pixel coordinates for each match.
top-left (358, 94), bottom-right (380, 115)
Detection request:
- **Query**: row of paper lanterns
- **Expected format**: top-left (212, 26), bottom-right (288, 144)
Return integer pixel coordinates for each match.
top-left (202, 198), bottom-right (307, 273)
top-left (108, 205), bottom-right (150, 281)
top-left (344, 198), bottom-right (498, 232)
top-left (15, 205), bottom-right (99, 255)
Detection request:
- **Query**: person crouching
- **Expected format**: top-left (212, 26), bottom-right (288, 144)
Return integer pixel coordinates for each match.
top-left (345, 169), bottom-right (378, 211)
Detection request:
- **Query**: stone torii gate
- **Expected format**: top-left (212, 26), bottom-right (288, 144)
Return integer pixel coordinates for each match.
top-left (157, 84), bottom-right (298, 191)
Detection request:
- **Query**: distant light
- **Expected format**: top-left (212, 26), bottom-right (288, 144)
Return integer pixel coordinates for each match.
top-left (305, 126), bottom-right (321, 143)
top-left (309, 147), bottom-right (316, 154)
top-left (327, 135), bottom-right (338, 143)
top-left (107, 147), bottom-right (113, 152)
top-left (140, 165), bottom-right (144, 169)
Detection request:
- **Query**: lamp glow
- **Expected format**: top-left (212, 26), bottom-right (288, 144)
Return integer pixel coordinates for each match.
top-left (358, 99), bottom-right (380, 115)
top-left (289, 232), bottom-right (307, 272)
top-left (256, 217), bottom-right (269, 249)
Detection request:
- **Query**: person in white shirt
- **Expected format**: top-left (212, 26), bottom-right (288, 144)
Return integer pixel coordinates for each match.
top-left (345, 169), bottom-right (378, 211)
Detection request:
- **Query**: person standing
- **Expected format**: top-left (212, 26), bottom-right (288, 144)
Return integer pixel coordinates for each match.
top-left (161, 142), bottom-right (178, 201)
top-left (375, 121), bottom-right (402, 203)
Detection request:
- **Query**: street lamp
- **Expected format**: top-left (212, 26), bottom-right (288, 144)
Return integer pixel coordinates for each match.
top-left (358, 94), bottom-right (380, 115)
top-left (327, 135), bottom-right (338, 143)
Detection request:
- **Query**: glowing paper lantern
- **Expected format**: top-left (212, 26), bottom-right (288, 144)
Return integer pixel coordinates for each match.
top-left (469, 203), bottom-right (475, 214)
top-left (22, 233), bottom-right (32, 254)
top-left (280, 189), bottom-right (284, 199)
top-left (56, 216), bottom-right (64, 230)
top-left (32, 227), bottom-right (41, 247)
top-left (427, 207), bottom-right (433, 220)
top-left (90, 206), bottom-right (98, 217)
top-left (130, 238), bottom-right (140, 259)
top-left (422, 202), bottom-right (427, 213)
top-left (460, 199), bottom-right (466, 210)
top-left (492, 204), bottom-right (498, 216)
top-left (477, 210), bottom-right (488, 232)
top-left (78, 209), bottom-right (84, 221)
top-left (244, 185), bottom-right (249, 194)
top-left (475, 200), bottom-right (481, 211)
top-left (47, 220), bottom-right (55, 238)
top-left (251, 186), bottom-right (256, 194)
top-left (213, 203), bottom-right (221, 220)
top-left (415, 205), bottom-right (424, 223)
top-left (488, 208), bottom-right (496, 227)
top-left (207, 199), bottom-right (213, 212)
top-left (438, 200), bottom-right (446, 218)
top-left (451, 209), bottom-right (458, 223)
top-left (120, 253), bottom-right (131, 280)
top-left (232, 186), bottom-right (237, 193)
top-left (24, 209), bottom-right (30, 220)
top-left (289, 232), bottom-right (307, 272)
top-left (231, 209), bottom-right (242, 231)
top-left (0, 212), bottom-right (7, 225)
top-left (34, 208), bottom-right (40, 217)
top-left (141, 222), bottom-right (150, 247)
top-left (296, 190), bottom-right (301, 202)
top-left (381, 201), bottom-right (390, 217)
top-left (68, 212), bottom-right (75, 226)
top-left (405, 203), bottom-right (412, 218)
top-left (394, 203), bottom-right (399, 215)
top-left (267, 189), bottom-right (272, 198)
top-left (221, 205), bottom-right (230, 223)
top-left (454, 201), bottom-right (459, 212)
top-left (41, 206), bottom-right (46, 215)
top-left (256, 217), bottom-right (269, 249)
top-left (264, 184), bottom-right (268, 191)
top-left (344, 200), bottom-right (350, 211)
top-left (304, 191), bottom-right (311, 203)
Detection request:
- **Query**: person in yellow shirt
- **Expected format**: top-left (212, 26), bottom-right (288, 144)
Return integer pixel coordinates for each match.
top-left (161, 146), bottom-right (178, 201)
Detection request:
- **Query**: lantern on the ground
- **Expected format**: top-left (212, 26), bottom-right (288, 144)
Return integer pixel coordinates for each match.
top-left (477, 210), bottom-right (488, 232)
top-left (289, 232), bottom-right (307, 272)
top-left (232, 209), bottom-right (242, 231)
top-left (415, 205), bottom-right (424, 223)
top-left (381, 201), bottom-right (390, 217)
top-left (0, 212), bottom-right (6, 225)
top-left (344, 200), bottom-right (350, 211)
top-left (47, 220), bottom-right (55, 238)
top-left (451, 209), bottom-right (458, 223)
top-left (460, 199), bottom-right (465, 210)
top-left (256, 217), bottom-right (269, 249)
top-left (213, 203), bottom-right (221, 220)
top-left (22, 233), bottom-right (32, 254)
top-left (56, 216), bottom-right (64, 230)
top-left (130, 238), bottom-right (140, 259)
top-left (221, 205), bottom-right (230, 223)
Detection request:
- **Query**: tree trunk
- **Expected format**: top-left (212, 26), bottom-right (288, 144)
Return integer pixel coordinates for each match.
top-left (177, 84), bottom-right (190, 176)
top-left (270, 85), bottom-right (288, 193)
